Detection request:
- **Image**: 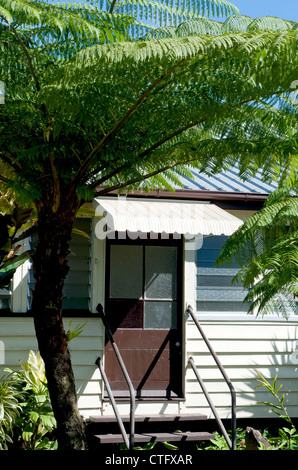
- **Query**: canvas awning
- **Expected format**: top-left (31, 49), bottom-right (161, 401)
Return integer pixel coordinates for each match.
top-left (94, 197), bottom-right (243, 237)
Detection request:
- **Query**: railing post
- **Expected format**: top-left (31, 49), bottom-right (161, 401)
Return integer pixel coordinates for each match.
top-left (96, 303), bottom-right (135, 450)
top-left (95, 357), bottom-right (130, 450)
top-left (186, 305), bottom-right (237, 450)
top-left (188, 356), bottom-right (233, 449)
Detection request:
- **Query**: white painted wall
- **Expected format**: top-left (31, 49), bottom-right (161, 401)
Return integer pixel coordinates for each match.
top-left (184, 319), bottom-right (298, 420)
top-left (0, 316), bottom-right (105, 419)
top-left (1, 316), bottom-right (298, 420)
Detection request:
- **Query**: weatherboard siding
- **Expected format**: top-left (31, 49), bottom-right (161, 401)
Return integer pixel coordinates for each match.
top-left (27, 218), bottom-right (92, 312)
top-left (68, 317), bottom-right (105, 417)
top-left (184, 320), bottom-right (298, 419)
top-left (1, 208), bottom-right (298, 420)
top-left (0, 316), bottom-right (105, 419)
top-left (1, 318), bottom-right (298, 419)
top-left (0, 317), bottom-right (38, 373)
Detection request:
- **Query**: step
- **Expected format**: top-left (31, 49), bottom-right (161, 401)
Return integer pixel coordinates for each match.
top-left (87, 414), bottom-right (210, 437)
top-left (86, 414), bottom-right (215, 448)
top-left (94, 431), bottom-right (215, 445)
top-left (89, 413), bottom-right (208, 424)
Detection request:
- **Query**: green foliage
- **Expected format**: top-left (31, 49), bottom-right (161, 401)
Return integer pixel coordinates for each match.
top-left (0, 204), bottom-right (35, 289)
top-left (198, 373), bottom-right (298, 451)
top-left (0, 0), bottom-right (297, 210)
top-left (216, 180), bottom-right (298, 317)
top-left (146, 13), bottom-right (297, 39)
top-left (255, 372), bottom-right (298, 450)
top-left (256, 371), bottom-right (295, 428)
top-left (198, 426), bottom-right (298, 451)
top-left (197, 428), bottom-right (246, 450)
top-left (270, 427), bottom-right (298, 450)
top-left (66, 319), bottom-right (88, 342)
top-left (134, 442), bottom-right (157, 450)
top-left (0, 199), bottom-right (91, 291)
top-left (0, 375), bottom-right (22, 449)
top-left (4, 351), bottom-right (57, 450)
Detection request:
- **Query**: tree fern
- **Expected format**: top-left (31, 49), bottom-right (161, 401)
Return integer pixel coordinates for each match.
top-left (146, 14), bottom-right (298, 38)
top-left (1, 0), bottom-right (298, 448)
top-left (216, 182), bottom-right (298, 318)
top-left (0, 2), bottom-right (297, 311)
top-left (109, 0), bottom-right (239, 37)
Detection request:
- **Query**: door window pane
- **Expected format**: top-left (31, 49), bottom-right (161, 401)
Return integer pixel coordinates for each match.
top-left (145, 246), bottom-right (177, 299)
top-left (107, 300), bottom-right (143, 330)
top-left (110, 245), bottom-right (143, 298)
top-left (144, 301), bottom-right (177, 329)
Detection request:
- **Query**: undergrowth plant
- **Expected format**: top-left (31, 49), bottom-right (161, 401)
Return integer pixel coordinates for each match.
top-left (0, 376), bottom-right (22, 449)
top-left (255, 371), bottom-right (298, 450)
top-left (197, 428), bottom-right (246, 450)
top-left (196, 372), bottom-right (298, 451)
top-left (4, 351), bottom-right (57, 450)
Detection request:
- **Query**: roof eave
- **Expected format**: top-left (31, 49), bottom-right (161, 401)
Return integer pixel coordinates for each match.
top-left (95, 187), bottom-right (269, 203)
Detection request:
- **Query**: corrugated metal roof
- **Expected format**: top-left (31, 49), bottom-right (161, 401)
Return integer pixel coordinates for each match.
top-left (178, 167), bottom-right (279, 194)
top-left (94, 197), bottom-right (243, 236)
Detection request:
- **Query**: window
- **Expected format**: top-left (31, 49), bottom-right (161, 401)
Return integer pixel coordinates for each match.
top-left (196, 235), bottom-right (250, 315)
top-left (107, 240), bottom-right (181, 330)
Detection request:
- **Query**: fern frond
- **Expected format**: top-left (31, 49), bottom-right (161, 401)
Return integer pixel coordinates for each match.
top-left (222, 14), bottom-right (253, 33)
top-left (0, 4), bottom-right (14, 23)
top-left (248, 16), bottom-right (296, 32)
top-left (217, 175), bottom-right (298, 318)
top-left (0, 0), bottom-right (297, 273)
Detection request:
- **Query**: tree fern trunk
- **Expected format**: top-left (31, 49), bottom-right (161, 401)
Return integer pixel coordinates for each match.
top-left (31, 189), bottom-right (86, 450)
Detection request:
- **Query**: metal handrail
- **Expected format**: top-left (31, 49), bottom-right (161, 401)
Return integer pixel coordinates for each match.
top-left (188, 357), bottom-right (233, 449)
top-left (186, 305), bottom-right (237, 450)
top-left (95, 357), bottom-right (130, 450)
top-left (96, 303), bottom-right (135, 450)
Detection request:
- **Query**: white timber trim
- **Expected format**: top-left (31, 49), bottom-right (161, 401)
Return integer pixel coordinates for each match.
top-left (11, 238), bottom-right (30, 313)
top-left (183, 237), bottom-right (197, 313)
top-left (90, 217), bottom-right (106, 314)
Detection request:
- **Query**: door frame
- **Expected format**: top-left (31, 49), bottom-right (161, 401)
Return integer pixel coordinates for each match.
top-left (104, 233), bottom-right (184, 399)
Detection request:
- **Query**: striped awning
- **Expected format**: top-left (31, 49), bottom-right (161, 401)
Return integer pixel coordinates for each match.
top-left (94, 197), bottom-right (242, 237)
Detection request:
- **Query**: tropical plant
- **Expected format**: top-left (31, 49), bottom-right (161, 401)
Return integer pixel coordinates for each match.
top-left (66, 319), bottom-right (88, 342)
top-left (0, 374), bottom-right (22, 449)
top-left (256, 371), bottom-right (295, 428)
top-left (197, 372), bottom-right (298, 451)
top-left (4, 351), bottom-right (57, 450)
top-left (0, 0), bottom-right (297, 449)
top-left (255, 371), bottom-right (298, 450)
top-left (197, 428), bottom-right (246, 450)
top-left (216, 179), bottom-right (298, 318)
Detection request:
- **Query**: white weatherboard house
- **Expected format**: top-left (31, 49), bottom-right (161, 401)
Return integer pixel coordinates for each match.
top-left (1, 168), bottom-right (298, 435)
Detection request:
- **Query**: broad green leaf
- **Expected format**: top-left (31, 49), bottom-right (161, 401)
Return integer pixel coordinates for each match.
top-left (29, 411), bottom-right (40, 423)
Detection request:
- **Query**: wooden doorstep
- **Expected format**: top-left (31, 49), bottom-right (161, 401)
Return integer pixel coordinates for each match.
top-left (95, 431), bottom-right (215, 444)
top-left (89, 413), bottom-right (208, 423)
